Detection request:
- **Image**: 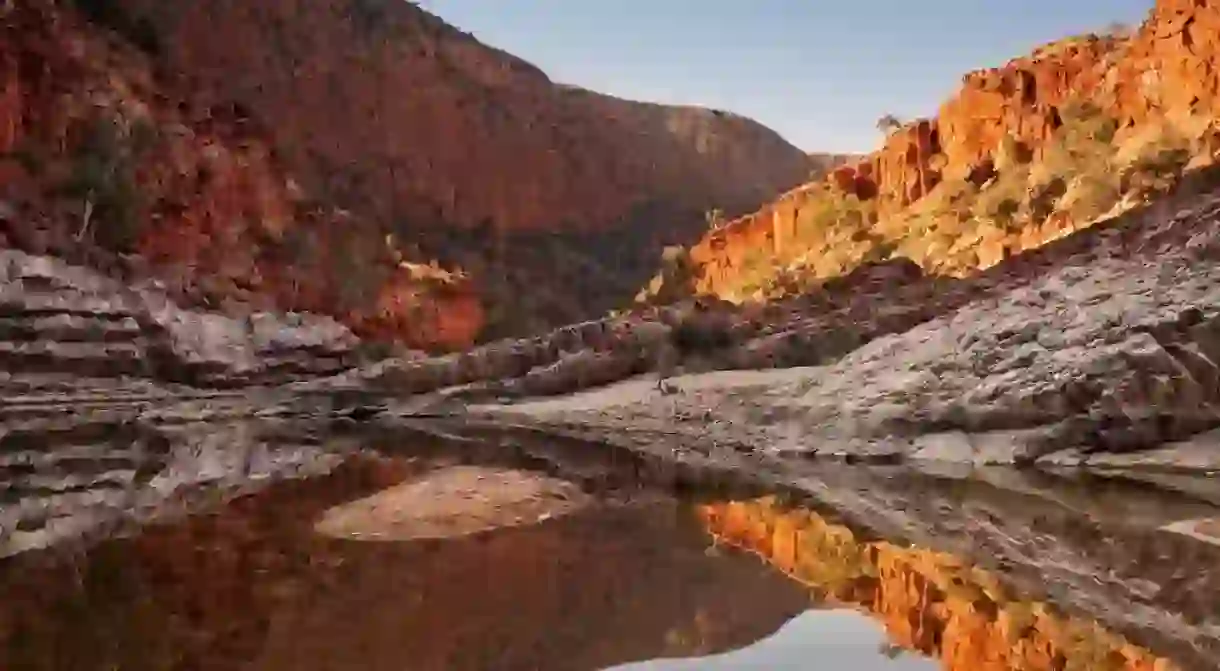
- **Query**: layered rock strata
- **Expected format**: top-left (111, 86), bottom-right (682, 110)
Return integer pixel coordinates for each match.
top-left (0, 246), bottom-right (377, 556)
top-left (0, 248), bottom-right (360, 392)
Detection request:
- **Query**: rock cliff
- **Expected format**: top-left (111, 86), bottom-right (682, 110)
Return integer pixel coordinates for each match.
top-left (0, 0), bottom-right (484, 351)
top-left (659, 0), bottom-right (1220, 303)
top-left (71, 0), bottom-right (821, 341)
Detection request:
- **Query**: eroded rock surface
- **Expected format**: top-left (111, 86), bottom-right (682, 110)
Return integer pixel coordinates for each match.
top-left (0, 248), bottom-right (360, 393)
top-left (343, 187), bottom-right (1220, 473)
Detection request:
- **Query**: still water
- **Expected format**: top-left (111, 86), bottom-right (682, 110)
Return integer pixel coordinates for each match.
top-left (609, 609), bottom-right (933, 670)
top-left (1, 441), bottom-right (1217, 671)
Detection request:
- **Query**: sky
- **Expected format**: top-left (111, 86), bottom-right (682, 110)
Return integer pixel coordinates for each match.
top-left (421, 0), bottom-right (1153, 154)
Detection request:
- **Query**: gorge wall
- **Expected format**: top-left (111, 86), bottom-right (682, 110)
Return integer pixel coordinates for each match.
top-left (79, 0), bottom-right (827, 341)
top-left (674, 0), bottom-right (1220, 301)
top-left (1, 0), bottom-right (824, 350)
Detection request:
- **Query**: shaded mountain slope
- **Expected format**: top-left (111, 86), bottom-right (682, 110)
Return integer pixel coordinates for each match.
top-left (91, 0), bottom-right (826, 339)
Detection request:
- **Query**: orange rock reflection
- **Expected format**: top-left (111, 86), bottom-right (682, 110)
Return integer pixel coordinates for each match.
top-left (695, 497), bottom-right (1179, 671)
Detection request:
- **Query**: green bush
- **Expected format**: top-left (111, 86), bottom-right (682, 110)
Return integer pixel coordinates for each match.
top-left (69, 0), bottom-right (162, 54)
top-left (330, 226), bottom-right (394, 314)
top-left (346, 0), bottom-right (392, 37)
top-left (1059, 101), bottom-right (1118, 148)
top-left (58, 116), bottom-right (154, 253)
top-left (1, 141), bottom-right (46, 177)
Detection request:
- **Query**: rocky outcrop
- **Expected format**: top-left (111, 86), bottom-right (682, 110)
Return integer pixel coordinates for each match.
top-left (0, 248), bottom-right (360, 390)
top-left (669, 33), bottom-right (1126, 298)
top-left (325, 255), bottom-right (967, 405)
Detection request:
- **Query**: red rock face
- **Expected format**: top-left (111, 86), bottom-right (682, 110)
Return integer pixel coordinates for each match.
top-left (937, 38), bottom-right (1112, 180)
top-left (0, 0), bottom-right (482, 351)
top-left (697, 499), bottom-right (1176, 671)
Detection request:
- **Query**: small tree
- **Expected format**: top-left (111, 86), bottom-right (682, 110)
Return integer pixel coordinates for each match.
top-left (652, 245), bottom-right (697, 304)
top-left (876, 114), bottom-right (903, 135)
top-left (58, 115), bottom-right (155, 253)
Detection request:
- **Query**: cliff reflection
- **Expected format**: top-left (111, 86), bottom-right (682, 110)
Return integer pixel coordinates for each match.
top-left (696, 497), bottom-right (1179, 671)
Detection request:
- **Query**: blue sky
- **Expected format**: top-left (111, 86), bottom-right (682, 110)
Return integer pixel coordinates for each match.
top-left (421, 0), bottom-right (1153, 154)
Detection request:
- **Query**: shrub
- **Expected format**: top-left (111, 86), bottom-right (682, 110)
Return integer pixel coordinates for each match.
top-left (69, 0), bottom-right (161, 54)
top-left (1059, 101), bottom-right (1118, 147)
top-left (651, 245), bottom-right (698, 304)
top-left (1103, 21), bottom-right (1134, 38)
top-left (1025, 176), bottom-right (1067, 221)
top-left (995, 135), bottom-right (1032, 171)
top-left (57, 115), bottom-right (154, 253)
top-left (876, 114), bottom-right (903, 135)
top-left (1133, 145), bottom-right (1192, 178)
top-left (346, 0), bottom-right (393, 38)
top-left (1063, 173), bottom-right (1121, 221)
top-left (972, 167), bottom-right (1029, 224)
top-left (330, 226), bottom-right (396, 314)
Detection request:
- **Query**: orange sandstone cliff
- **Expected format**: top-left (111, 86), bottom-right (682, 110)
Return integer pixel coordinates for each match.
top-left (663, 0), bottom-right (1220, 303)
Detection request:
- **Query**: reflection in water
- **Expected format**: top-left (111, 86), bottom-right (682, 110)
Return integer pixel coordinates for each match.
top-left (696, 497), bottom-right (1180, 671)
top-left (3, 449), bottom-right (1207, 671)
top-left (0, 456), bottom-right (822, 671)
